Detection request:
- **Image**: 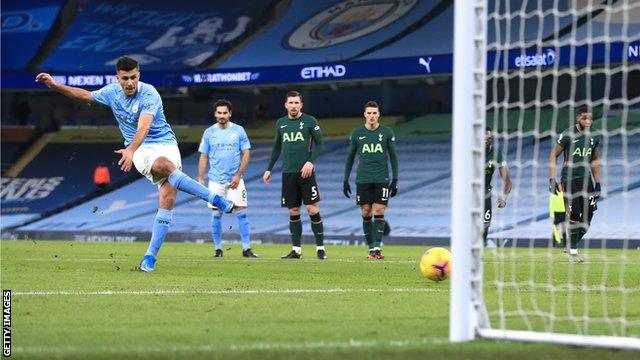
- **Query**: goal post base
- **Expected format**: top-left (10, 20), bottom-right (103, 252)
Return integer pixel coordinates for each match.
top-left (478, 328), bottom-right (640, 351)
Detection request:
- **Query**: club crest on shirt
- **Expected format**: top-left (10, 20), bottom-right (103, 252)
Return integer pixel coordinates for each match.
top-left (132, 101), bottom-right (139, 113)
top-left (230, 133), bottom-right (238, 141)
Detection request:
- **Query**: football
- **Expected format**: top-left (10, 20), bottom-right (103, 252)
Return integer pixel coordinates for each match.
top-left (419, 247), bottom-right (452, 282)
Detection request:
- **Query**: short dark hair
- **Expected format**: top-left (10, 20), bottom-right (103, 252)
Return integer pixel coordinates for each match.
top-left (364, 101), bottom-right (379, 110)
top-left (285, 91), bottom-right (302, 102)
top-left (214, 99), bottom-right (233, 112)
top-left (576, 106), bottom-right (591, 117)
top-left (116, 56), bottom-right (139, 72)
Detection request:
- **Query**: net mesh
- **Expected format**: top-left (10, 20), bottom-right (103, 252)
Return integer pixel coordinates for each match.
top-left (482, 0), bottom-right (640, 339)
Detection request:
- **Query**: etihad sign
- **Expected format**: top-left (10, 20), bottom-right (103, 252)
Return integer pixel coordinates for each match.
top-left (300, 65), bottom-right (346, 79)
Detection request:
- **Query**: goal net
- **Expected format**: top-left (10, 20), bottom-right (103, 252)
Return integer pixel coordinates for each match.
top-left (451, 0), bottom-right (640, 349)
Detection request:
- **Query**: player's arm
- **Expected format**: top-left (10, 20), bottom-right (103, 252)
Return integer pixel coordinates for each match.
top-left (549, 142), bottom-right (564, 193)
top-left (388, 129), bottom-right (399, 197)
top-left (342, 132), bottom-right (357, 198)
top-left (35, 73), bottom-right (92, 103)
top-left (497, 166), bottom-right (512, 207)
top-left (114, 113), bottom-right (152, 172)
top-left (198, 153), bottom-right (208, 185)
top-left (263, 128), bottom-right (282, 184)
top-left (301, 120), bottom-right (323, 178)
top-left (230, 149), bottom-right (250, 189)
top-left (591, 146), bottom-right (601, 197)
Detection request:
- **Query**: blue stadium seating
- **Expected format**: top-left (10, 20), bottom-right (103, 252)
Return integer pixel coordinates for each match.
top-left (19, 131), bottom-right (640, 241)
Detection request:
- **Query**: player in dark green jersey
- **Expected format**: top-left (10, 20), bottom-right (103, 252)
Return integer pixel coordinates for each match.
top-left (343, 101), bottom-right (398, 259)
top-left (549, 107), bottom-right (601, 263)
top-left (484, 127), bottom-right (512, 247)
top-left (263, 91), bottom-right (326, 260)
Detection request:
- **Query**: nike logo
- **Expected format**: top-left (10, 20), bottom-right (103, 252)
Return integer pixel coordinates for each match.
top-left (280, 125), bottom-right (287, 128)
top-left (572, 139), bottom-right (580, 143)
top-left (358, 136), bottom-right (366, 140)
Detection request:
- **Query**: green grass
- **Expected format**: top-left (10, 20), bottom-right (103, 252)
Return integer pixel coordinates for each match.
top-left (1, 241), bottom-right (639, 359)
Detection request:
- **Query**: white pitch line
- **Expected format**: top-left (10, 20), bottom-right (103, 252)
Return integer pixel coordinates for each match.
top-left (12, 287), bottom-right (448, 297)
top-left (3, 257), bottom-right (421, 264)
top-left (13, 337), bottom-right (450, 355)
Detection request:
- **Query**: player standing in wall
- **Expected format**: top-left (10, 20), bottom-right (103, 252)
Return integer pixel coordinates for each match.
top-left (263, 91), bottom-right (326, 260)
top-left (198, 99), bottom-right (256, 258)
top-left (343, 101), bottom-right (398, 259)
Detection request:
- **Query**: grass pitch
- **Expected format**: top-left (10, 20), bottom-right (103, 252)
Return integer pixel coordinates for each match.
top-left (1, 240), bottom-right (638, 359)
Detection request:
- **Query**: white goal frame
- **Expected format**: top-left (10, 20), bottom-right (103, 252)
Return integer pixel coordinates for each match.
top-left (449, 0), bottom-right (640, 350)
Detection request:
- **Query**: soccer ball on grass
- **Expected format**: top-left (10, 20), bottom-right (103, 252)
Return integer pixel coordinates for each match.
top-left (419, 247), bottom-right (452, 282)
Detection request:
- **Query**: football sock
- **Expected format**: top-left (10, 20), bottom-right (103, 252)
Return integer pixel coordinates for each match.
top-left (362, 216), bottom-right (373, 250)
top-left (236, 210), bottom-right (251, 251)
top-left (373, 215), bottom-right (385, 248)
top-left (211, 211), bottom-right (222, 250)
top-left (145, 208), bottom-right (172, 258)
top-left (482, 227), bottom-right (489, 246)
top-left (289, 215), bottom-right (302, 247)
top-left (570, 227), bottom-right (581, 251)
top-left (167, 169), bottom-right (227, 208)
top-left (310, 212), bottom-right (324, 246)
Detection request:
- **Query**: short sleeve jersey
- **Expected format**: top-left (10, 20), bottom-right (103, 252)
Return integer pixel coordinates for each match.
top-left (91, 81), bottom-right (176, 146)
top-left (198, 123), bottom-right (251, 183)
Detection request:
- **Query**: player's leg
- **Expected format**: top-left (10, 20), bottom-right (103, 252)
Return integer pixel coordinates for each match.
top-left (357, 183), bottom-right (374, 257)
top-left (360, 204), bottom-right (374, 257)
top-left (140, 145), bottom-right (233, 212)
top-left (206, 181), bottom-right (227, 257)
top-left (371, 183), bottom-right (389, 259)
top-left (483, 195), bottom-right (493, 247)
top-left (372, 203), bottom-right (387, 259)
top-left (281, 173), bottom-right (303, 259)
top-left (566, 179), bottom-right (586, 263)
top-left (139, 182), bottom-right (176, 272)
top-left (301, 173), bottom-right (325, 259)
top-left (228, 179), bottom-right (256, 257)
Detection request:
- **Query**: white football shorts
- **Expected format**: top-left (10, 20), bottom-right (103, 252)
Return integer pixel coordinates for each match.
top-left (132, 143), bottom-right (182, 185)
top-left (207, 179), bottom-right (248, 209)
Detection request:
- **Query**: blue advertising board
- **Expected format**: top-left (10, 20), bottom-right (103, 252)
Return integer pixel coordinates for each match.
top-left (1, 0), bottom-right (64, 70)
top-left (4, 41), bottom-right (638, 89)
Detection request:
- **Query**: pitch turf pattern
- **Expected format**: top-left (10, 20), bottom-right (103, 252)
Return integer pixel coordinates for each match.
top-left (1, 241), bottom-right (638, 359)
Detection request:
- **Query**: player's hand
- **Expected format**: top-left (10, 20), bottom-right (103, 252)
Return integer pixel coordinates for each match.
top-left (594, 182), bottom-right (601, 199)
top-left (300, 161), bottom-right (314, 178)
top-left (230, 174), bottom-right (241, 189)
top-left (549, 178), bottom-right (558, 194)
top-left (114, 148), bottom-right (134, 172)
top-left (497, 197), bottom-right (507, 208)
top-left (389, 179), bottom-right (398, 197)
top-left (343, 181), bottom-right (351, 198)
top-left (35, 73), bottom-right (56, 88)
top-left (262, 171), bottom-right (271, 184)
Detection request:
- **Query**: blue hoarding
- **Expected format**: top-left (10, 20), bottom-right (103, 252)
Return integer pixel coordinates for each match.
top-left (4, 41), bottom-right (638, 89)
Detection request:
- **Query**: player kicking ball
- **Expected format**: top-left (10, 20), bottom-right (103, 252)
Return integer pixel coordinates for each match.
top-left (36, 56), bottom-right (234, 272)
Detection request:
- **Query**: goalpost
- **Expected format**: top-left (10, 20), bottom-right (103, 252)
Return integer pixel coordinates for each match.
top-left (451, 0), bottom-right (640, 349)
